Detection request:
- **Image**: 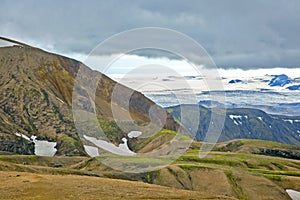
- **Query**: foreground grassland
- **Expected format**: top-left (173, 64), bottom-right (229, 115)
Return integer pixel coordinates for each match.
top-left (0, 171), bottom-right (234, 200)
top-left (0, 139), bottom-right (299, 200)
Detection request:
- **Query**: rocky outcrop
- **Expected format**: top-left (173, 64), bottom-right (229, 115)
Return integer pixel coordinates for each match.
top-left (0, 137), bottom-right (34, 155)
top-left (255, 148), bottom-right (300, 160)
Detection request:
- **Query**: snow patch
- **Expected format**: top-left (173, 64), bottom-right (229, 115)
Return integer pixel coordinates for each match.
top-left (15, 132), bottom-right (30, 141)
top-left (128, 131), bottom-right (142, 138)
top-left (15, 133), bottom-right (57, 156)
top-left (229, 115), bottom-right (243, 125)
top-left (283, 119), bottom-right (293, 124)
top-left (30, 136), bottom-right (57, 156)
top-left (257, 117), bottom-right (263, 121)
top-left (83, 135), bottom-right (136, 156)
top-left (286, 189), bottom-right (300, 200)
top-left (229, 115), bottom-right (243, 119)
top-left (84, 145), bottom-right (99, 157)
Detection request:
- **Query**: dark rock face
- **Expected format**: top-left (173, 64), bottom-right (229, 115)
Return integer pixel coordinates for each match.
top-left (287, 85), bottom-right (300, 90)
top-left (269, 74), bottom-right (292, 87)
top-left (256, 148), bottom-right (300, 160)
top-left (0, 138), bottom-right (34, 155)
top-left (229, 79), bottom-right (242, 84)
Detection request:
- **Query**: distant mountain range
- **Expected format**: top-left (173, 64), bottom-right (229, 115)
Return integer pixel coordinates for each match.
top-left (141, 72), bottom-right (300, 117)
top-left (168, 104), bottom-right (300, 146)
top-left (198, 100), bottom-right (300, 117)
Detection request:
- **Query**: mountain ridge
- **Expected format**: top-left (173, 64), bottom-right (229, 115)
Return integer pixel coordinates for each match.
top-left (0, 42), bottom-right (180, 156)
top-left (168, 104), bottom-right (300, 146)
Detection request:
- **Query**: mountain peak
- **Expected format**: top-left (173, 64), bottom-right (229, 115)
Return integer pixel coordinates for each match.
top-left (0, 36), bottom-right (33, 48)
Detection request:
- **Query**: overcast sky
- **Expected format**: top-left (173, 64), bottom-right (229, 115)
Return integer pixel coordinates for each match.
top-left (1, 0), bottom-right (300, 69)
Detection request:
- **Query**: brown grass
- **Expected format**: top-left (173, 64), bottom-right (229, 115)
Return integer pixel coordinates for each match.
top-left (0, 171), bottom-right (235, 200)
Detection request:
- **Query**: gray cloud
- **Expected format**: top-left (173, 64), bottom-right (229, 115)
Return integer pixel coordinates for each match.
top-left (0, 0), bottom-right (300, 68)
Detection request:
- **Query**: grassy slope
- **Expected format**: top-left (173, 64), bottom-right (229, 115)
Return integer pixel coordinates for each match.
top-left (0, 45), bottom-right (181, 156)
top-left (215, 139), bottom-right (300, 152)
top-left (0, 171), bottom-right (234, 200)
top-left (0, 139), bottom-right (299, 199)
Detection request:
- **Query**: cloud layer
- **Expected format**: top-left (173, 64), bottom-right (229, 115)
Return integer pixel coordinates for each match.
top-left (1, 0), bottom-right (300, 68)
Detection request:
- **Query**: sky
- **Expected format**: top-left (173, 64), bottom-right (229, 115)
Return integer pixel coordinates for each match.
top-left (1, 0), bottom-right (300, 69)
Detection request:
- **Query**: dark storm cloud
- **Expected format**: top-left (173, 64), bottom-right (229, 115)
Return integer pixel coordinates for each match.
top-left (1, 0), bottom-right (300, 68)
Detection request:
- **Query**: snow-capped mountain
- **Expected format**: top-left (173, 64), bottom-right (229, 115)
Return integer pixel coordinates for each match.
top-left (168, 104), bottom-right (300, 146)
